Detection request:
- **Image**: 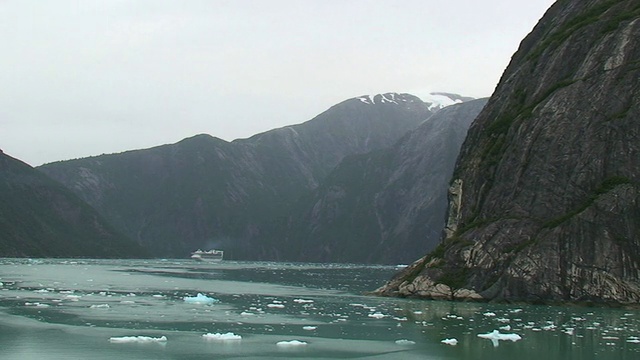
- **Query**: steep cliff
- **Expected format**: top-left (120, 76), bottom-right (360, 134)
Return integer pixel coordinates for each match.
top-left (0, 152), bottom-right (145, 257)
top-left (276, 98), bottom-right (487, 264)
top-left (375, 0), bottom-right (640, 304)
top-left (39, 93), bottom-right (435, 259)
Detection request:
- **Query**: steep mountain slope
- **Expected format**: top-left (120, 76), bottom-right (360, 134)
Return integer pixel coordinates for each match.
top-left (39, 93), bottom-right (435, 258)
top-left (275, 98), bottom-right (487, 264)
top-left (0, 151), bottom-right (145, 257)
top-left (375, 0), bottom-right (640, 304)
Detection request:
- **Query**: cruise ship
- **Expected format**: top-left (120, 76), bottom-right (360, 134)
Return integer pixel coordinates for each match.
top-left (190, 249), bottom-right (224, 262)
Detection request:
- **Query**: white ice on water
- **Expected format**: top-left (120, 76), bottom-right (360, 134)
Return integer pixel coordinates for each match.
top-left (202, 332), bottom-right (242, 341)
top-left (477, 330), bottom-right (522, 347)
top-left (183, 293), bottom-right (218, 305)
top-left (90, 304), bottom-right (110, 309)
top-left (441, 338), bottom-right (458, 346)
top-left (109, 335), bottom-right (168, 343)
top-left (302, 326), bottom-right (317, 331)
top-left (395, 339), bottom-right (416, 345)
top-left (276, 340), bottom-right (308, 347)
top-left (267, 303), bottom-right (285, 308)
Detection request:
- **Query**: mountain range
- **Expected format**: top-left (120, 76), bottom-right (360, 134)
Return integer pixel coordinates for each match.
top-left (32, 92), bottom-right (478, 262)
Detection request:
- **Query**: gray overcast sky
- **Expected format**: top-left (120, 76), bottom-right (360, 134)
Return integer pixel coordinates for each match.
top-left (1, 0), bottom-right (555, 166)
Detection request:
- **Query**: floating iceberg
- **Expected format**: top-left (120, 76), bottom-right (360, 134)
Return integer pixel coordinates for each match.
top-left (395, 339), bottom-right (416, 345)
top-left (302, 326), bottom-right (317, 331)
top-left (267, 303), bottom-right (285, 308)
top-left (109, 335), bottom-right (167, 343)
top-left (183, 293), bottom-right (218, 305)
top-left (477, 330), bottom-right (522, 347)
top-left (277, 340), bottom-right (308, 347)
top-left (293, 299), bottom-right (314, 303)
top-left (368, 313), bottom-right (386, 319)
top-left (441, 338), bottom-right (458, 346)
top-left (202, 332), bottom-right (241, 341)
top-left (90, 304), bottom-right (110, 309)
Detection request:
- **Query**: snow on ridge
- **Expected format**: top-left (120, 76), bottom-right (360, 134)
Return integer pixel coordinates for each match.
top-left (420, 93), bottom-right (464, 111)
top-left (356, 92), bottom-right (415, 105)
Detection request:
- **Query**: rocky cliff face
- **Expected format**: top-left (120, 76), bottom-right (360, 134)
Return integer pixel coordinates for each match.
top-left (276, 98), bottom-right (487, 264)
top-left (39, 93), bottom-right (435, 259)
top-left (0, 152), bottom-right (145, 257)
top-left (375, 0), bottom-right (640, 304)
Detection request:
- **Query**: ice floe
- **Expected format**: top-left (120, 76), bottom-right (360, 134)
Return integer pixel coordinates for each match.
top-left (293, 299), bottom-right (314, 303)
top-left (183, 293), bottom-right (218, 305)
top-left (368, 312), bottom-right (387, 319)
top-left (477, 330), bottom-right (522, 347)
top-left (267, 303), bottom-right (285, 308)
top-left (202, 332), bottom-right (242, 341)
top-left (395, 339), bottom-right (416, 345)
top-left (441, 338), bottom-right (458, 346)
top-left (302, 326), bottom-right (317, 331)
top-left (90, 304), bottom-right (110, 309)
top-left (109, 335), bottom-right (167, 343)
top-left (276, 340), bottom-right (308, 347)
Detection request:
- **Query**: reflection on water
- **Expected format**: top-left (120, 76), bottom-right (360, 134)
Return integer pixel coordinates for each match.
top-left (0, 259), bottom-right (638, 359)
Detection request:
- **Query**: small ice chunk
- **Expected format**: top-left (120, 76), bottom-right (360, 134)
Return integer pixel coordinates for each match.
top-left (368, 313), bottom-right (386, 319)
top-left (477, 330), bottom-right (522, 347)
top-left (395, 339), bottom-right (416, 345)
top-left (483, 312), bottom-right (496, 317)
top-left (499, 325), bottom-right (511, 331)
top-left (109, 336), bottom-right (167, 343)
top-left (267, 303), bottom-right (285, 308)
top-left (66, 295), bottom-right (81, 301)
top-left (202, 332), bottom-right (241, 341)
top-left (183, 293), bottom-right (218, 305)
top-left (293, 299), bottom-right (314, 303)
top-left (240, 311), bottom-right (254, 316)
top-left (25, 302), bottom-right (50, 308)
top-left (90, 304), bottom-right (110, 309)
top-left (302, 326), bottom-right (317, 331)
top-left (276, 340), bottom-right (307, 347)
top-left (626, 338), bottom-right (640, 344)
top-left (441, 338), bottom-right (458, 346)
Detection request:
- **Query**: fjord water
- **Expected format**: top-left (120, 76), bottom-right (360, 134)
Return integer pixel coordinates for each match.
top-left (0, 259), bottom-right (637, 359)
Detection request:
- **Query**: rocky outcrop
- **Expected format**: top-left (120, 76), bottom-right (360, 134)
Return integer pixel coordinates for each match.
top-left (375, 0), bottom-right (640, 304)
top-left (0, 152), bottom-right (145, 258)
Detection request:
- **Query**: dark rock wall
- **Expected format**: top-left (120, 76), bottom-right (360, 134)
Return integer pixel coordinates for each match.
top-left (376, 0), bottom-right (640, 304)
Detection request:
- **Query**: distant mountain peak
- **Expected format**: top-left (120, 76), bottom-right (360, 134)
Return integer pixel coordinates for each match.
top-left (355, 92), bottom-right (420, 105)
top-left (355, 92), bottom-right (474, 112)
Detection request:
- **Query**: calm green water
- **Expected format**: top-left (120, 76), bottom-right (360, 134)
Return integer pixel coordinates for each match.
top-left (0, 259), bottom-right (638, 359)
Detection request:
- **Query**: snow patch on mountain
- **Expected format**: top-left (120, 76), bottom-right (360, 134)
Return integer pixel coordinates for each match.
top-left (356, 92), bottom-right (468, 111)
top-left (356, 93), bottom-right (417, 105)
top-left (420, 93), bottom-right (464, 111)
